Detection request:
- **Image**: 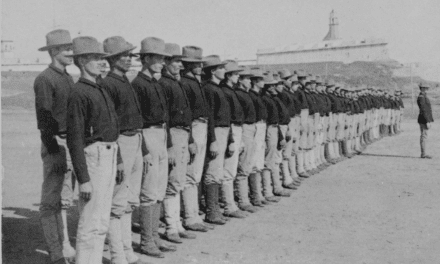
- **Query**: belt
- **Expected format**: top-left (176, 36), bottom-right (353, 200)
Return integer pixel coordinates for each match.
top-left (121, 129), bottom-right (142, 137)
top-left (173, 126), bottom-right (190, 132)
top-left (57, 133), bottom-right (67, 139)
top-left (256, 120), bottom-right (265, 124)
top-left (194, 117), bottom-right (208, 123)
top-left (231, 123), bottom-right (243, 127)
top-left (144, 122), bottom-right (166, 129)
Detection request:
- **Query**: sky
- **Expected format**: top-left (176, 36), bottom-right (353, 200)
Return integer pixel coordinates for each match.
top-left (2, 0), bottom-right (440, 63)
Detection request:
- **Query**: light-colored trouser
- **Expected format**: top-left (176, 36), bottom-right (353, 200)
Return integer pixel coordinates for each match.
top-left (40, 136), bottom-right (75, 215)
top-left (252, 122), bottom-right (267, 173)
top-left (39, 136), bottom-right (75, 261)
top-left (264, 125), bottom-right (282, 193)
top-left (337, 113), bottom-right (345, 141)
top-left (237, 124), bottom-right (257, 180)
top-left (307, 116), bottom-right (315, 149)
top-left (420, 123), bottom-right (429, 156)
top-left (76, 141), bottom-right (117, 264)
top-left (185, 121), bottom-right (208, 186)
top-left (204, 127), bottom-right (229, 185)
top-left (112, 133), bottom-right (143, 217)
top-left (140, 127), bottom-right (168, 206)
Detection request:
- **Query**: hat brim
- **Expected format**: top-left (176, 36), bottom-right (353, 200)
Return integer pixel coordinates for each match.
top-left (264, 81), bottom-right (278, 85)
top-left (66, 52), bottom-right (108, 58)
top-left (103, 46), bottom-right (137, 58)
top-left (281, 74), bottom-right (293, 80)
top-left (251, 75), bottom-right (265, 79)
top-left (225, 69), bottom-right (243, 74)
top-left (38, 43), bottom-right (72, 52)
top-left (239, 73), bottom-right (253, 77)
top-left (182, 58), bottom-right (206, 62)
top-left (203, 62), bottom-right (227, 69)
top-left (134, 51), bottom-right (172, 57)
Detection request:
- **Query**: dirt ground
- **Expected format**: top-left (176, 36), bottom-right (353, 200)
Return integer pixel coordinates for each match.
top-left (2, 111), bottom-right (440, 264)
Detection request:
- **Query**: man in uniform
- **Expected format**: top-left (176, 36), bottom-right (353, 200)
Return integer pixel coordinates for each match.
top-left (101, 36), bottom-right (150, 264)
top-left (131, 37), bottom-right (176, 258)
top-left (417, 82), bottom-right (434, 159)
top-left (67, 36), bottom-right (124, 264)
top-left (34, 29), bottom-right (76, 264)
top-left (179, 46), bottom-right (213, 232)
top-left (160, 43), bottom-right (197, 243)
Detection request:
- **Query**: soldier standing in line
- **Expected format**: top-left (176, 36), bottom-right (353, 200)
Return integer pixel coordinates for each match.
top-left (202, 55), bottom-right (232, 225)
top-left (66, 36), bottom-right (124, 264)
top-left (234, 66), bottom-right (261, 213)
top-left (417, 82), bottom-right (434, 159)
top-left (131, 37), bottom-right (177, 258)
top-left (160, 43), bottom-right (198, 243)
top-left (277, 69), bottom-right (301, 189)
top-left (303, 76), bottom-right (320, 174)
top-left (248, 68), bottom-right (279, 204)
top-left (261, 72), bottom-right (291, 198)
top-left (293, 70), bottom-right (311, 178)
top-left (324, 80), bottom-right (341, 163)
top-left (101, 36), bottom-right (150, 264)
top-left (34, 29), bottom-right (76, 264)
top-left (219, 60), bottom-right (249, 219)
top-left (179, 46), bottom-right (213, 232)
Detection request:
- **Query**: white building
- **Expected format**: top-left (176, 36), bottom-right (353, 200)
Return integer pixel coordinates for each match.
top-left (256, 10), bottom-right (390, 65)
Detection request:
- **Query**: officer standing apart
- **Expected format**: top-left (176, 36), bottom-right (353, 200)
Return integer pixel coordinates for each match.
top-left (417, 82), bottom-right (434, 159)
top-left (67, 36), bottom-right (124, 264)
top-left (34, 29), bottom-right (76, 264)
top-left (101, 36), bottom-right (150, 264)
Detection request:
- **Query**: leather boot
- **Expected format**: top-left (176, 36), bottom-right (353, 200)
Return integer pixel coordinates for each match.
top-left (204, 183), bottom-right (226, 225)
top-left (288, 156), bottom-right (301, 186)
top-left (109, 217), bottom-right (128, 264)
top-left (60, 209), bottom-right (75, 260)
top-left (281, 159), bottom-right (296, 189)
top-left (153, 202), bottom-right (177, 252)
top-left (198, 183), bottom-right (205, 214)
top-left (222, 181), bottom-right (248, 218)
top-left (182, 186), bottom-right (209, 232)
top-left (40, 211), bottom-right (65, 263)
top-left (296, 152), bottom-right (310, 178)
top-left (163, 195), bottom-right (182, 244)
top-left (248, 172), bottom-right (264, 207)
top-left (121, 212), bottom-right (140, 264)
top-left (236, 177), bottom-right (259, 213)
top-left (139, 205), bottom-right (164, 258)
top-left (262, 169), bottom-right (282, 201)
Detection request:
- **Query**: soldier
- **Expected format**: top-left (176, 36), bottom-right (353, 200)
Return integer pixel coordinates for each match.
top-left (261, 72), bottom-right (291, 198)
top-left (34, 29), bottom-right (76, 264)
top-left (131, 37), bottom-right (176, 258)
top-left (219, 60), bottom-right (249, 218)
top-left (324, 80), bottom-right (341, 163)
top-left (248, 68), bottom-right (279, 204)
top-left (160, 43), bottom-right (197, 243)
top-left (234, 66), bottom-right (260, 213)
top-left (303, 76), bottom-right (320, 174)
top-left (417, 82), bottom-right (434, 159)
top-left (202, 55), bottom-right (232, 225)
top-left (293, 70), bottom-right (311, 178)
top-left (66, 36), bottom-right (124, 264)
top-left (101, 36), bottom-right (150, 264)
top-left (179, 46), bottom-right (213, 232)
top-left (277, 69), bottom-right (301, 189)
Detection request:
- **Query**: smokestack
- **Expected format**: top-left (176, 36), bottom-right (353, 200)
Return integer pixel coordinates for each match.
top-left (323, 10), bottom-right (340, 41)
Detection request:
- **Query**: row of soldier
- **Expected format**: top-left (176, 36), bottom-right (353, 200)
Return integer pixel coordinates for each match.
top-left (34, 30), bottom-right (404, 264)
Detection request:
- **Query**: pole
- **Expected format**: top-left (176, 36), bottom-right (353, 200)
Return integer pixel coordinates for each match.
top-left (410, 63), bottom-right (414, 115)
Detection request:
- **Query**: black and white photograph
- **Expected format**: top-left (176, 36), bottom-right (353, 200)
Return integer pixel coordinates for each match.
top-left (1, 0), bottom-right (439, 263)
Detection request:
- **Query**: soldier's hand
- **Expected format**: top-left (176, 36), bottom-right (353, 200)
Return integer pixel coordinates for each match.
top-left (168, 151), bottom-right (176, 167)
top-left (226, 143), bottom-right (235, 158)
top-left (278, 139), bottom-right (286, 150)
top-left (143, 153), bottom-right (153, 165)
top-left (116, 163), bottom-right (125, 184)
top-left (79, 182), bottom-right (93, 202)
top-left (188, 143), bottom-right (197, 164)
top-left (209, 142), bottom-right (219, 159)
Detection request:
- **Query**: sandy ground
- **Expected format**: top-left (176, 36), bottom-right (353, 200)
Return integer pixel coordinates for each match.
top-left (2, 111), bottom-right (440, 264)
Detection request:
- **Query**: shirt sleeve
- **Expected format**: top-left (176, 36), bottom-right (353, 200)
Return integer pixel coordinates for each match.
top-left (67, 92), bottom-right (90, 184)
top-left (205, 87), bottom-right (217, 145)
top-left (34, 75), bottom-right (60, 153)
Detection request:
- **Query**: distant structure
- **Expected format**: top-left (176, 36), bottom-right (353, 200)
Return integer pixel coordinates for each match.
top-left (1, 40), bottom-right (15, 59)
top-left (256, 10), bottom-right (390, 65)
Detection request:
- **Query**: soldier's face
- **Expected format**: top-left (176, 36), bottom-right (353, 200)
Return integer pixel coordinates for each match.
top-left (52, 45), bottom-right (73, 66)
top-left (113, 52), bottom-right (132, 73)
top-left (255, 78), bottom-right (265, 89)
top-left (145, 54), bottom-right (165, 73)
top-left (213, 65), bottom-right (225, 80)
top-left (276, 83), bottom-right (284, 93)
top-left (311, 83), bottom-right (316, 90)
top-left (190, 62), bottom-right (203, 76)
top-left (240, 76), bottom-right (251, 89)
top-left (81, 54), bottom-right (104, 78)
top-left (292, 83), bottom-right (300, 91)
top-left (166, 57), bottom-right (182, 76)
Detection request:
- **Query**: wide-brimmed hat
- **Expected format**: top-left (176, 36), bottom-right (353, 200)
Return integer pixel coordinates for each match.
top-left (304, 76), bottom-right (312, 85)
top-left (294, 69), bottom-right (307, 78)
top-left (103, 36), bottom-right (136, 58)
top-left (38, 29), bottom-right (72, 51)
top-left (66, 36), bottom-right (107, 57)
top-left (224, 60), bottom-right (243, 74)
top-left (273, 72), bottom-right (282, 83)
top-left (308, 74), bottom-right (316, 83)
top-left (181, 46), bottom-right (206, 62)
top-left (239, 66), bottom-right (253, 77)
top-left (291, 74), bottom-right (299, 83)
top-left (203, 55), bottom-right (227, 69)
top-left (165, 43), bottom-right (185, 59)
top-left (135, 37), bottom-right (171, 57)
top-left (279, 68), bottom-right (293, 80)
top-left (315, 75), bottom-right (323, 84)
top-left (326, 79), bottom-right (336, 87)
top-left (263, 72), bottom-right (277, 85)
top-left (419, 82), bottom-right (430, 89)
top-left (250, 67), bottom-right (264, 79)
